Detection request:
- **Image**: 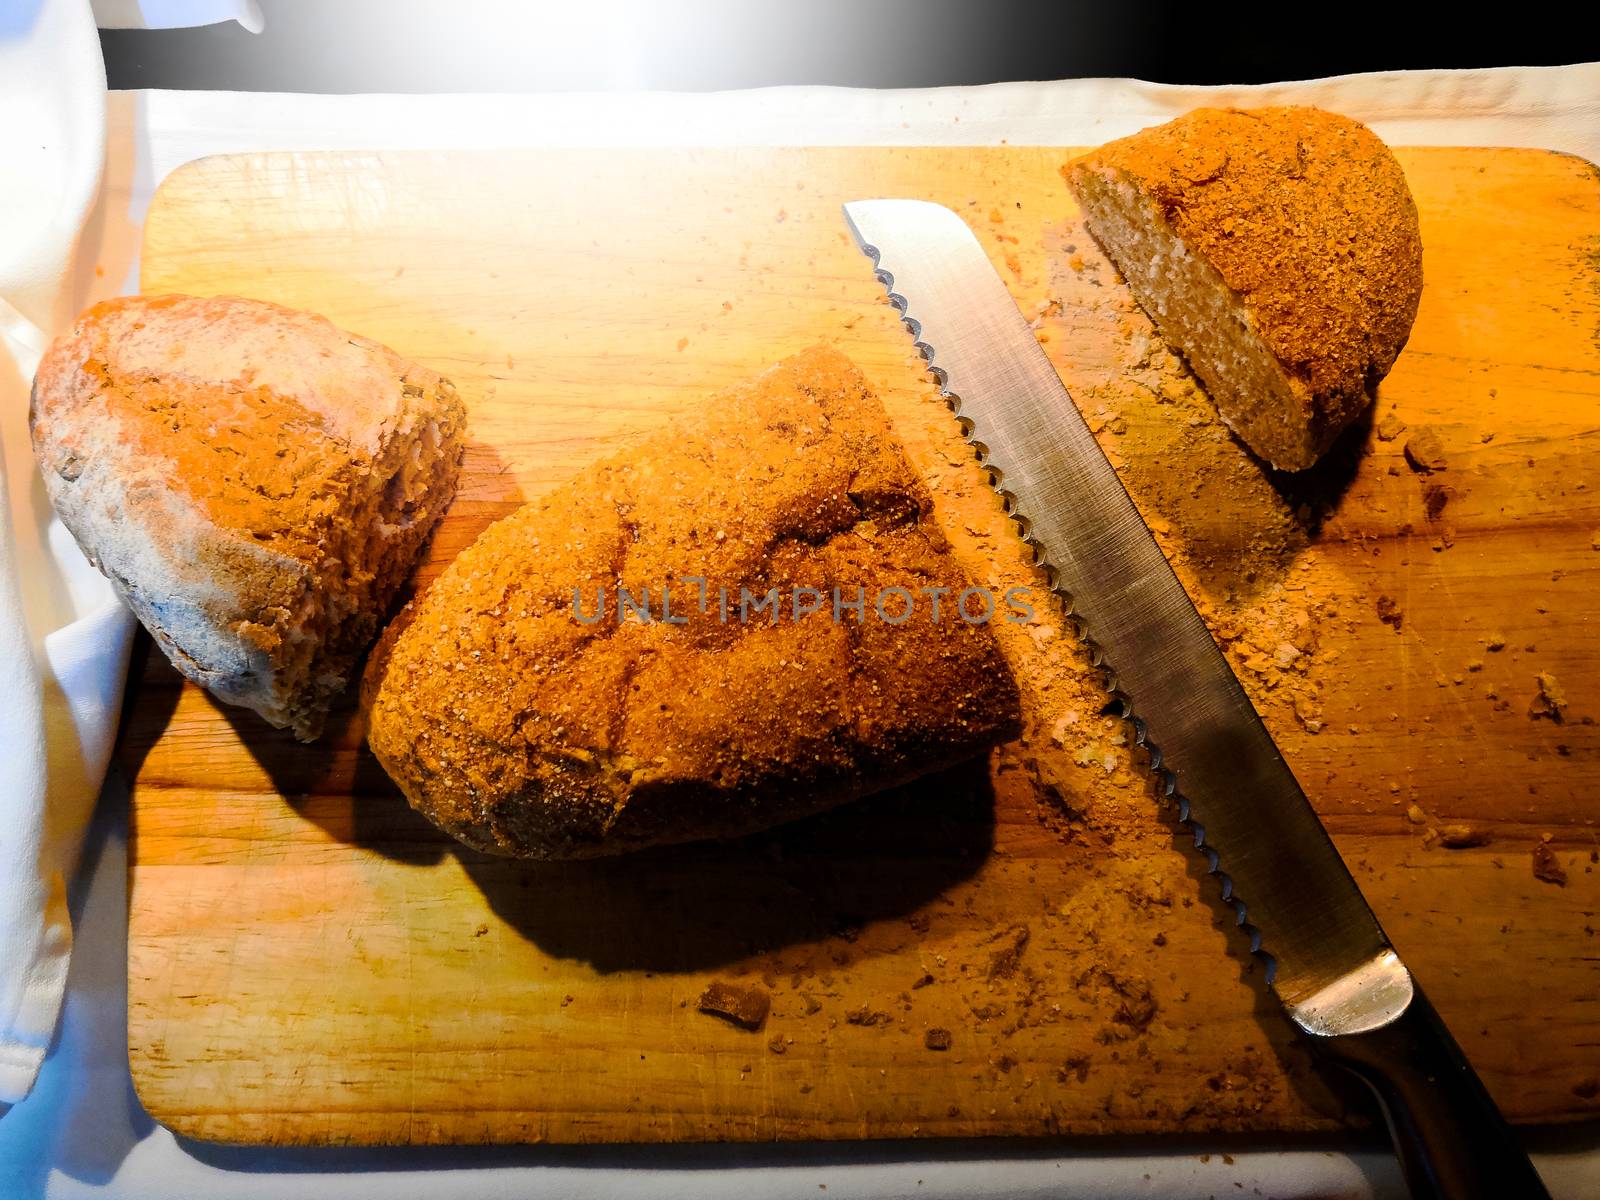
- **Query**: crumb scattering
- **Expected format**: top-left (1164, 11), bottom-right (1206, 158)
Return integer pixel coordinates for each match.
top-left (845, 1006), bottom-right (893, 1028)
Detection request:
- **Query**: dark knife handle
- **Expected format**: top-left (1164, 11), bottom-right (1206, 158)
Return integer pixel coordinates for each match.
top-left (1310, 985), bottom-right (1550, 1199)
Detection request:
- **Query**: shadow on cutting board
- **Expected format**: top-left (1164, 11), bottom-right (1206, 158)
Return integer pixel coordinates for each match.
top-left (211, 628), bottom-right (998, 974)
top-left (197, 433), bottom-right (529, 865)
top-left (458, 753), bottom-right (998, 975)
top-left (210, 654), bottom-right (455, 867)
top-left (1261, 400), bottom-right (1374, 535)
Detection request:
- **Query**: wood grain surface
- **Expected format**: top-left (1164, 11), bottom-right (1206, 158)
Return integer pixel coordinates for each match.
top-left (121, 146), bottom-right (1600, 1145)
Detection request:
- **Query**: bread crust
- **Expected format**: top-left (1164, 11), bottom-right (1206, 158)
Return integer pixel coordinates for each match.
top-left (1065, 106), bottom-right (1424, 469)
top-left (363, 346), bottom-right (1022, 858)
top-left (30, 294), bottom-right (466, 739)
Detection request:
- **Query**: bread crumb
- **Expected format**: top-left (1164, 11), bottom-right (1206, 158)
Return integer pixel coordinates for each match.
top-left (1375, 411), bottom-right (1407, 442)
top-left (1439, 824), bottom-right (1491, 849)
top-left (1532, 843), bottom-right (1569, 887)
top-left (924, 1027), bottom-right (953, 1051)
top-left (698, 980), bottom-right (771, 1030)
top-left (1529, 673), bottom-right (1568, 722)
top-left (845, 1006), bottom-right (893, 1027)
top-left (1403, 428), bottom-right (1448, 473)
top-left (1049, 712), bottom-right (1079, 746)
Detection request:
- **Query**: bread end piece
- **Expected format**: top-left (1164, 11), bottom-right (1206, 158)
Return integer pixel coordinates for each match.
top-left (30, 294), bottom-right (467, 740)
top-left (1064, 106), bottom-right (1423, 471)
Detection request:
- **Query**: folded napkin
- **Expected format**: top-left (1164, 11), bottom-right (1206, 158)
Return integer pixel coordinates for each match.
top-left (0, 0), bottom-right (133, 1110)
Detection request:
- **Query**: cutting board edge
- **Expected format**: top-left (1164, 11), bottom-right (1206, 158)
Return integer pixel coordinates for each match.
top-left (124, 142), bottom-right (1600, 1146)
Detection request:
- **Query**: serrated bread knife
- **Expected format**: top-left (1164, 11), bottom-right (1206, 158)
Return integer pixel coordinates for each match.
top-left (843, 199), bottom-right (1549, 1200)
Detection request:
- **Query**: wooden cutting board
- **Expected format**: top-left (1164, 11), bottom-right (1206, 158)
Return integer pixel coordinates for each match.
top-left (121, 146), bottom-right (1600, 1146)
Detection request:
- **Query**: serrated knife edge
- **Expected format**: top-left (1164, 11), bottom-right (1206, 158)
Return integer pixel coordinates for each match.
top-left (843, 197), bottom-right (1410, 1038)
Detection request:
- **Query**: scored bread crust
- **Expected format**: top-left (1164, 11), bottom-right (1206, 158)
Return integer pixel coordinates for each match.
top-left (363, 345), bottom-right (1023, 859)
top-left (30, 294), bottom-right (466, 740)
top-left (1065, 106), bottom-right (1424, 470)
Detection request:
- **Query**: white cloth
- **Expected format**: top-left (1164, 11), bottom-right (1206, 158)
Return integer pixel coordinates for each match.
top-left (0, 0), bottom-right (133, 1112)
top-left (0, 0), bottom-right (259, 1114)
top-left (0, 12), bottom-right (1598, 1195)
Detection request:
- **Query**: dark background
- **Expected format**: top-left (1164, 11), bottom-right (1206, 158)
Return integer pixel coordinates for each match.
top-left (101, 0), bottom-right (1600, 92)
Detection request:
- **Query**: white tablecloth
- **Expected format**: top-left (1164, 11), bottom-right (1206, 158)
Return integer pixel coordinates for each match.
top-left (4, 63), bottom-right (1600, 1200)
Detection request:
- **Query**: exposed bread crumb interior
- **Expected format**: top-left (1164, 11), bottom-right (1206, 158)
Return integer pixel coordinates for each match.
top-left (242, 375), bottom-right (461, 736)
top-left (1067, 169), bottom-right (1323, 470)
top-left (1064, 106), bottom-right (1423, 471)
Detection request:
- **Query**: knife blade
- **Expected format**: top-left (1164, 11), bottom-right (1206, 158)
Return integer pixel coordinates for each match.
top-left (843, 197), bottom-right (1549, 1200)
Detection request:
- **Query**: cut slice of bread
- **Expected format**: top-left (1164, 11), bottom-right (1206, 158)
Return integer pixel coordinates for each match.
top-left (363, 345), bottom-right (1023, 859)
top-left (1064, 106), bottom-right (1423, 471)
top-left (30, 294), bottom-right (466, 740)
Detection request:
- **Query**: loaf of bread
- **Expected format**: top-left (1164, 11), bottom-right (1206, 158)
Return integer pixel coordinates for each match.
top-left (364, 345), bottom-right (1022, 859)
top-left (1064, 106), bottom-right (1423, 471)
top-left (30, 294), bottom-right (466, 740)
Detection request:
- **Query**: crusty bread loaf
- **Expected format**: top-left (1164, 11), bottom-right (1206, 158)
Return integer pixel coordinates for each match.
top-left (1064, 106), bottom-right (1423, 471)
top-left (363, 345), bottom-right (1022, 859)
top-left (30, 294), bottom-right (466, 740)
